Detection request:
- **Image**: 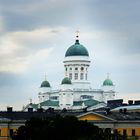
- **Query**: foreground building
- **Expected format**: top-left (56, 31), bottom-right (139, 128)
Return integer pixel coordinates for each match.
top-left (27, 33), bottom-right (115, 111)
top-left (0, 108), bottom-right (140, 140)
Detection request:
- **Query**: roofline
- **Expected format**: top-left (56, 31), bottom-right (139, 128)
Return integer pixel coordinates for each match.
top-left (77, 111), bottom-right (116, 121)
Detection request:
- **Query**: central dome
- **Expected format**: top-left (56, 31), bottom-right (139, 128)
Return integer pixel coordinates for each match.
top-left (65, 40), bottom-right (89, 57)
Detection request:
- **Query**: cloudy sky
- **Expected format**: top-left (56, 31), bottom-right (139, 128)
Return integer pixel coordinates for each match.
top-left (0, 0), bottom-right (140, 110)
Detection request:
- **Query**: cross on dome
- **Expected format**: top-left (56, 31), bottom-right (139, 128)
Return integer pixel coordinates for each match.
top-left (107, 73), bottom-right (110, 79)
top-left (76, 30), bottom-right (80, 40)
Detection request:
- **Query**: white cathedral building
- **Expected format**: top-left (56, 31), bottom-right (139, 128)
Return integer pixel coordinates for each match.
top-left (29, 33), bottom-right (115, 111)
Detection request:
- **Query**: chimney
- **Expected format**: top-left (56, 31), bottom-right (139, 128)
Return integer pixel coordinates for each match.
top-left (28, 108), bottom-right (33, 113)
top-left (128, 100), bottom-right (133, 105)
top-left (106, 108), bottom-right (111, 115)
top-left (7, 107), bottom-right (13, 112)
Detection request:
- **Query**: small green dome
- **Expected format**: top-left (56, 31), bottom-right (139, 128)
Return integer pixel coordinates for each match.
top-left (65, 40), bottom-right (89, 57)
top-left (61, 77), bottom-right (72, 85)
top-left (103, 79), bottom-right (113, 86)
top-left (40, 80), bottom-right (50, 87)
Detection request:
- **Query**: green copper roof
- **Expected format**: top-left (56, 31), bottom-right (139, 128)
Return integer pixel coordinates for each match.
top-left (103, 79), bottom-right (113, 86)
top-left (40, 100), bottom-right (59, 107)
top-left (61, 77), bottom-right (72, 85)
top-left (73, 101), bottom-right (83, 106)
top-left (31, 100), bottom-right (59, 108)
top-left (40, 80), bottom-right (50, 88)
top-left (31, 104), bottom-right (38, 109)
top-left (83, 99), bottom-right (99, 107)
top-left (65, 40), bottom-right (89, 57)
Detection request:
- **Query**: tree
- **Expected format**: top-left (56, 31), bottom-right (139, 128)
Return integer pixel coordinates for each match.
top-left (12, 115), bottom-right (125, 140)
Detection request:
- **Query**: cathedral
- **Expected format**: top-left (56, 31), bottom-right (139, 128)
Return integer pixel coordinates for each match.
top-left (29, 33), bottom-right (115, 111)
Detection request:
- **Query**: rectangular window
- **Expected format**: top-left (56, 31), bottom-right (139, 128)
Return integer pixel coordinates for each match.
top-left (85, 73), bottom-right (87, 80)
top-left (123, 129), bottom-right (127, 136)
top-left (69, 73), bottom-right (72, 80)
top-left (10, 129), bottom-right (13, 137)
top-left (74, 73), bottom-right (78, 80)
top-left (80, 73), bottom-right (84, 80)
top-left (132, 129), bottom-right (135, 136)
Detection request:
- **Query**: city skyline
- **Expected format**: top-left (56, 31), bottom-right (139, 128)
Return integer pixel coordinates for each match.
top-left (0, 0), bottom-right (140, 110)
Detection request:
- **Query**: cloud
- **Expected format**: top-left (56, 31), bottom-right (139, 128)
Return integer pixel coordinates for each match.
top-left (0, 26), bottom-right (67, 73)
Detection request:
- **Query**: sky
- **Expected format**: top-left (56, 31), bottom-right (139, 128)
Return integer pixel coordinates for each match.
top-left (0, 0), bottom-right (140, 110)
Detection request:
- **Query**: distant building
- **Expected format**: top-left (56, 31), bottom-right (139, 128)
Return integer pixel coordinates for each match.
top-left (26, 33), bottom-right (115, 111)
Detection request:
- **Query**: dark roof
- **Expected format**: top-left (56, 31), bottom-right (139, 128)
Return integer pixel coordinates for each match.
top-left (1, 109), bottom-right (140, 122)
top-left (0, 111), bottom-right (82, 120)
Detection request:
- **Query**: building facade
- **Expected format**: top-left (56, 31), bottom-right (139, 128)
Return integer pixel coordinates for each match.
top-left (30, 33), bottom-right (115, 111)
top-left (0, 109), bottom-right (140, 140)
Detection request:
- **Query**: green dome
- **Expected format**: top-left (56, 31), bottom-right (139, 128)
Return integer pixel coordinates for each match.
top-left (61, 77), bottom-right (72, 85)
top-left (103, 79), bottom-right (113, 86)
top-left (40, 80), bottom-right (50, 87)
top-left (65, 40), bottom-right (89, 57)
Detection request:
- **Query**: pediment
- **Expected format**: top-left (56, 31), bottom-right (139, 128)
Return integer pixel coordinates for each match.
top-left (77, 112), bottom-right (115, 121)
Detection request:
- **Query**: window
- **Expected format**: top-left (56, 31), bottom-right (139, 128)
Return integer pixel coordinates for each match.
top-left (50, 96), bottom-right (58, 100)
top-left (75, 67), bottom-right (78, 70)
top-left (81, 95), bottom-right (92, 99)
top-left (81, 67), bottom-right (84, 71)
top-left (65, 67), bottom-right (67, 71)
top-left (132, 129), bottom-right (135, 136)
top-left (80, 73), bottom-right (84, 80)
top-left (74, 73), bottom-right (78, 80)
top-left (10, 129), bottom-right (13, 137)
top-left (69, 73), bottom-right (72, 80)
top-left (85, 73), bottom-right (87, 80)
top-left (69, 67), bottom-right (72, 70)
top-left (123, 129), bottom-right (127, 136)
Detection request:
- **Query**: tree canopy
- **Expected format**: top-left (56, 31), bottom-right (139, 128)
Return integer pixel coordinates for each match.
top-left (12, 115), bottom-right (125, 140)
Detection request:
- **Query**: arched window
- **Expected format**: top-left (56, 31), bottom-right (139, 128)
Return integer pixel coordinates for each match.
top-left (81, 67), bottom-right (84, 71)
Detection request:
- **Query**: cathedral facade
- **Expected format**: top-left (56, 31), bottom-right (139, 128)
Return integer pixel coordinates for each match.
top-left (31, 34), bottom-right (115, 111)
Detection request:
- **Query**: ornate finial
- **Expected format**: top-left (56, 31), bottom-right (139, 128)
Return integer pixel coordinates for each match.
top-left (107, 73), bottom-right (110, 79)
top-left (76, 30), bottom-right (80, 40)
top-left (45, 73), bottom-right (47, 80)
